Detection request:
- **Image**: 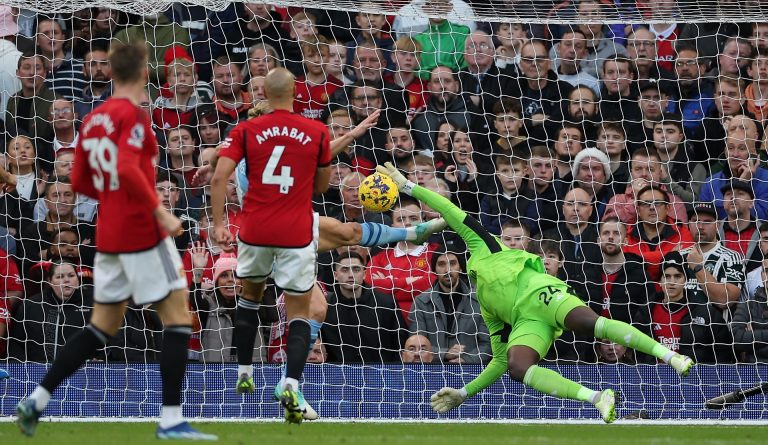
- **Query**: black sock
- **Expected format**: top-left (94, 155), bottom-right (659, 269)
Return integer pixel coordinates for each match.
top-left (160, 325), bottom-right (191, 406)
top-left (235, 299), bottom-right (261, 366)
top-left (40, 324), bottom-right (109, 393)
top-left (285, 318), bottom-right (311, 381)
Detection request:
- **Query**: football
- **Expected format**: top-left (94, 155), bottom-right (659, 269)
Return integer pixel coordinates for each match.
top-left (358, 172), bottom-right (399, 213)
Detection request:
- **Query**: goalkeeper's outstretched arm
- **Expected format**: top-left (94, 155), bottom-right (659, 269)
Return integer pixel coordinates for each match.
top-left (376, 163), bottom-right (503, 257)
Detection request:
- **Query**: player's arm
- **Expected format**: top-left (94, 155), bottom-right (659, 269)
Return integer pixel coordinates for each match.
top-left (210, 156), bottom-right (238, 252)
top-left (377, 162), bottom-right (502, 257)
top-left (314, 128), bottom-right (333, 195)
top-left (329, 109), bottom-right (381, 158)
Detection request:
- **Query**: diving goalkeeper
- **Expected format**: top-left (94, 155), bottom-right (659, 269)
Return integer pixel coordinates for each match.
top-left (376, 163), bottom-right (694, 423)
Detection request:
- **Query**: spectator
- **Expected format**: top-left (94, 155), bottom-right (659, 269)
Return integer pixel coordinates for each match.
top-left (635, 79), bottom-right (673, 150)
top-left (712, 36), bottom-right (753, 80)
top-left (746, 48), bottom-right (768, 122)
top-left (490, 98), bottom-right (528, 158)
top-left (33, 149), bottom-right (97, 222)
top-left (479, 156), bottom-right (534, 235)
top-left (751, 22), bottom-right (768, 53)
top-left (599, 57), bottom-right (642, 138)
top-left (632, 253), bottom-right (735, 364)
top-left (365, 196), bottom-right (437, 318)
top-left (7, 261), bottom-right (94, 362)
top-left (73, 44), bottom-right (112, 119)
top-left (0, 6), bottom-right (21, 116)
top-left (241, 43), bottom-right (282, 82)
top-left (526, 238), bottom-right (564, 277)
top-left (0, 135), bottom-right (44, 233)
top-left (393, 0), bottom-right (476, 36)
top-left (294, 39), bottom-right (343, 121)
top-left (698, 127), bottom-right (768, 220)
top-left (400, 334), bottom-right (435, 364)
top-left (182, 211), bottom-right (220, 288)
top-left (493, 22), bottom-right (528, 70)
top-left (605, 148), bottom-right (688, 225)
top-left (543, 187), bottom-right (601, 302)
top-left (324, 109), bottom-right (375, 176)
top-left (324, 39), bottom-right (352, 86)
top-left (105, 302), bottom-right (163, 363)
top-left (595, 122), bottom-right (630, 188)
top-left (403, 155), bottom-right (438, 188)
top-left (326, 171), bottom-right (386, 224)
top-left (499, 219), bottom-right (531, 251)
top-left (211, 55), bottom-right (252, 124)
top-left (36, 18), bottom-right (86, 102)
top-left (648, 14), bottom-right (682, 72)
top-left (411, 66), bottom-right (481, 151)
top-left (743, 223), bottom-right (768, 300)
top-left (412, 1), bottom-right (471, 79)
top-left (584, 217), bottom-right (655, 324)
top-left (6, 53), bottom-right (56, 147)
top-left (0, 245), bottom-right (23, 309)
top-left (550, 29), bottom-right (601, 96)
top-left (668, 42), bottom-right (715, 141)
top-left (221, 4), bottom-right (291, 66)
top-left (443, 127), bottom-right (484, 215)
top-left (113, 11), bottom-right (191, 88)
top-left (346, 7), bottom-right (394, 72)
top-left (627, 27), bottom-right (674, 82)
top-left (48, 98), bottom-right (79, 156)
top-left (459, 31), bottom-right (515, 115)
top-left (731, 274), bottom-right (768, 362)
top-left (385, 36), bottom-right (428, 118)
top-left (324, 251), bottom-right (407, 363)
top-left (152, 54), bottom-right (213, 130)
top-left (409, 247), bottom-right (490, 363)
top-left (306, 339), bottom-right (327, 364)
top-left (684, 201), bottom-right (744, 308)
top-left (571, 147), bottom-right (614, 219)
top-left (564, 85), bottom-right (599, 144)
top-left (653, 113), bottom-right (704, 202)
top-left (698, 77), bottom-right (750, 162)
top-left (721, 180), bottom-right (762, 273)
top-left (551, 123), bottom-right (583, 182)
top-left (570, 0), bottom-right (628, 78)
top-left (190, 105), bottom-right (226, 149)
top-left (380, 125), bottom-right (419, 169)
top-left (28, 227), bottom-right (93, 288)
top-left (525, 145), bottom-right (566, 235)
top-left (623, 185), bottom-right (694, 282)
top-left (330, 81), bottom-right (391, 156)
top-left (155, 171), bottom-right (199, 253)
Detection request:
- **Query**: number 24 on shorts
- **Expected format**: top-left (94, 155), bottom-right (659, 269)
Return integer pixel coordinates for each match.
top-left (538, 286), bottom-right (562, 306)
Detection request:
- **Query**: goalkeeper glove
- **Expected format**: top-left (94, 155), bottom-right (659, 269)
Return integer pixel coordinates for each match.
top-left (376, 162), bottom-right (414, 195)
top-left (430, 387), bottom-right (467, 413)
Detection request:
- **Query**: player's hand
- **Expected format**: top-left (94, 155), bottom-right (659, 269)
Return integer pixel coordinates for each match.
top-left (156, 208), bottom-right (184, 237)
top-left (214, 226), bottom-right (236, 253)
top-left (191, 164), bottom-right (213, 187)
top-left (348, 109), bottom-right (380, 140)
top-left (430, 387), bottom-right (467, 413)
top-left (376, 162), bottom-right (408, 190)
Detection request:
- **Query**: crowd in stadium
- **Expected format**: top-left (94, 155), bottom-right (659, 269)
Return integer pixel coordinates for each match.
top-left (0, 0), bottom-right (767, 367)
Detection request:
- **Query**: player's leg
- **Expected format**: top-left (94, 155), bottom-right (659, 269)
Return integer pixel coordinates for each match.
top-left (506, 323), bottom-right (617, 423)
top-left (316, 217), bottom-right (447, 253)
top-left (563, 306), bottom-right (694, 376)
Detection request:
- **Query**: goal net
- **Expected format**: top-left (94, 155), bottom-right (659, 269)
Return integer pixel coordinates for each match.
top-left (1, 0), bottom-right (767, 421)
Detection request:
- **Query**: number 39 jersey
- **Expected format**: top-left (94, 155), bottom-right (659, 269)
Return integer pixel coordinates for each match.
top-left (71, 97), bottom-right (165, 254)
top-left (219, 109), bottom-right (331, 248)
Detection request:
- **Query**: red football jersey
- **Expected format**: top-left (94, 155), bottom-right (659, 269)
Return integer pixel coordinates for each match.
top-left (219, 109), bottom-right (331, 247)
top-left (0, 249), bottom-right (22, 296)
top-left (71, 97), bottom-right (164, 253)
top-left (294, 76), bottom-right (343, 120)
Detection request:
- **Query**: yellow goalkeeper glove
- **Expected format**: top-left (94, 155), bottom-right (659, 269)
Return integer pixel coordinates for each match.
top-left (430, 387), bottom-right (468, 413)
top-left (376, 162), bottom-right (414, 195)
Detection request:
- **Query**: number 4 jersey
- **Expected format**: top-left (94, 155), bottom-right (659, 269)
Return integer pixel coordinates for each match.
top-left (71, 97), bottom-right (164, 254)
top-left (219, 109), bottom-right (331, 248)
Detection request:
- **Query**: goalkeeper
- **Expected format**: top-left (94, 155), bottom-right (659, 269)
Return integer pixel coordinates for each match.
top-left (377, 163), bottom-right (694, 423)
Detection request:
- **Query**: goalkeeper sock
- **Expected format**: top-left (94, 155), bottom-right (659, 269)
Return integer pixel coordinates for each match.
top-left (523, 365), bottom-right (596, 403)
top-left (39, 324), bottom-right (110, 406)
top-left (285, 318), bottom-right (311, 381)
top-left (160, 325), bottom-right (192, 407)
top-left (359, 222), bottom-right (408, 246)
top-left (235, 298), bottom-right (261, 370)
top-left (594, 316), bottom-right (672, 362)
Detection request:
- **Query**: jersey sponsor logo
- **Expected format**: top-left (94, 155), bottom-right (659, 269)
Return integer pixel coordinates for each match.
top-left (657, 335), bottom-right (680, 351)
top-left (127, 123), bottom-right (145, 148)
top-left (220, 137), bottom-right (233, 149)
top-left (254, 126), bottom-right (313, 145)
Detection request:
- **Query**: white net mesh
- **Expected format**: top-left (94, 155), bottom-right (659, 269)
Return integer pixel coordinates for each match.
top-left (0, 1), bottom-right (767, 421)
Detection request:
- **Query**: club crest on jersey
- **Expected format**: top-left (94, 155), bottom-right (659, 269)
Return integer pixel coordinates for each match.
top-left (127, 123), bottom-right (145, 148)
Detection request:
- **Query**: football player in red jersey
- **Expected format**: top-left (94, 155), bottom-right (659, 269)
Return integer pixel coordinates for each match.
top-left (15, 43), bottom-right (217, 441)
top-left (211, 67), bottom-right (332, 424)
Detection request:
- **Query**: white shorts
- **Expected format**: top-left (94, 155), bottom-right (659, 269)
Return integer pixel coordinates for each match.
top-left (94, 237), bottom-right (187, 305)
top-left (236, 213), bottom-right (319, 295)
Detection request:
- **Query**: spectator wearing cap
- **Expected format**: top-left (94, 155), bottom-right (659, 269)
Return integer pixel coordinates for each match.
top-left (605, 148), bottom-right (688, 226)
top-left (0, 6), bottom-right (21, 116)
top-left (720, 179), bottom-right (762, 273)
top-left (151, 47), bottom-right (213, 130)
top-left (684, 201), bottom-right (744, 309)
top-left (698, 125), bottom-right (768, 220)
top-left (623, 185), bottom-right (694, 282)
top-left (73, 44), bottom-right (112, 119)
top-left (572, 147), bottom-right (614, 220)
top-left (635, 79), bottom-right (673, 151)
top-left (632, 252), bottom-right (736, 364)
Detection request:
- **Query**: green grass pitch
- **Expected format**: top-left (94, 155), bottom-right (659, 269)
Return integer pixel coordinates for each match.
top-left (1, 422), bottom-right (767, 444)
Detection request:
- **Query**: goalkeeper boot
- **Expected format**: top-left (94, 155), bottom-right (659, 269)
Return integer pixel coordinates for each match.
top-left (280, 384), bottom-right (304, 424)
top-left (670, 354), bottom-right (694, 377)
top-left (156, 421), bottom-right (218, 441)
top-left (16, 398), bottom-right (42, 437)
top-left (594, 389), bottom-right (616, 424)
top-left (273, 383), bottom-right (318, 420)
top-left (414, 218), bottom-right (448, 244)
top-left (235, 373), bottom-right (255, 394)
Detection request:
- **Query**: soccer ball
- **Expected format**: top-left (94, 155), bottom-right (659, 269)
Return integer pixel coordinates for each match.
top-left (359, 172), bottom-right (399, 213)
